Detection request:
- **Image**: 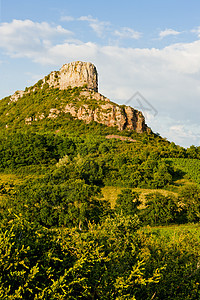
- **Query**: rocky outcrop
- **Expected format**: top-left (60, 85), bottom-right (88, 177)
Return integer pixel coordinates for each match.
top-left (62, 91), bottom-right (150, 133)
top-left (9, 90), bottom-right (25, 103)
top-left (44, 61), bottom-right (98, 92)
top-left (9, 61), bottom-right (98, 103)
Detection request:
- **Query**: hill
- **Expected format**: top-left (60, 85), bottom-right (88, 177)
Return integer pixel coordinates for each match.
top-left (1, 61), bottom-right (150, 133)
top-left (1, 60), bottom-right (200, 221)
top-left (0, 61), bottom-right (200, 299)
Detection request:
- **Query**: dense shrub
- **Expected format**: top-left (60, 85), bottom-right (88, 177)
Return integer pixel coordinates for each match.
top-left (0, 215), bottom-right (199, 299)
top-left (178, 184), bottom-right (200, 223)
top-left (141, 192), bottom-right (179, 225)
top-left (115, 189), bottom-right (141, 216)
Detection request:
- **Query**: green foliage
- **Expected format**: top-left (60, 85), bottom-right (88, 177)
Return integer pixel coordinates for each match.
top-left (166, 158), bottom-right (200, 185)
top-left (0, 132), bottom-right (76, 169)
top-left (141, 192), bottom-right (179, 225)
top-left (2, 173), bottom-right (108, 229)
top-left (0, 214), bottom-right (199, 299)
top-left (0, 129), bottom-right (178, 189)
top-left (0, 213), bottom-right (158, 299)
top-left (137, 227), bottom-right (200, 299)
top-left (115, 189), bottom-right (141, 215)
top-left (179, 184), bottom-right (200, 222)
top-left (186, 145), bottom-right (200, 159)
top-left (0, 216), bottom-right (74, 299)
top-left (153, 162), bottom-right (173, 188)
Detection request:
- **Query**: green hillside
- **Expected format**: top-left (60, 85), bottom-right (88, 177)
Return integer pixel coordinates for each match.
top-left (0, 85), bottom-right (105, 130)
top-left (0, 82), bottom-right (200, 299)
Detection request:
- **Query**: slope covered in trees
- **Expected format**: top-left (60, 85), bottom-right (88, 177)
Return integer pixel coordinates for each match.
top-left (0, 83), bottom-right (200, 299)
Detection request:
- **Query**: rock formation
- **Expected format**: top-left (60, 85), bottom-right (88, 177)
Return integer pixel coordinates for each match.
top-left (62, 89), bottom-right (150, 133)
top-left (8, 61), bottom-right (151, 134)
top-left (45, 61), bottom-right (98, 92)
top-left (9, 61), bottom-right (98, 103)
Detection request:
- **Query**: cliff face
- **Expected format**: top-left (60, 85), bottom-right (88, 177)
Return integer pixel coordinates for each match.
top-left (46, 61), bottom-right (98, 92)
top-left (8, 61), bottom-right (150, 134)
top-left (62, 90), bottom-right (149, 133)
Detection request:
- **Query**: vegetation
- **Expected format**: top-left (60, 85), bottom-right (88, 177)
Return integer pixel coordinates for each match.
top-left (166, 158), bottom-right (200, 185)
top-left (0, 84), bottom-right (200, 298)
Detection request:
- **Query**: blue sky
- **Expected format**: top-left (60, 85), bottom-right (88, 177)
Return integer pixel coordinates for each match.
top-left (1, 0), bottom-right (200, 147)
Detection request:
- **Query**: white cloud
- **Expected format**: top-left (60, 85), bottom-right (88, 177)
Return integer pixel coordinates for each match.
top-left (60, 16), bottom-right (75, 22)
top-left (191, 26), bottom-right (200, 38)
top-left (114, 27), bottom-right (142, 39)
top-left (159, 28), bottom-right (181, 39)
top-left (78, 15), bottom-right (96, 22)
top-left (149, 118), bottom-right (200, 148)
top-left (78, 15), bottom-right (110, 37)
top-left (0, 19), bottom-right (72, 57)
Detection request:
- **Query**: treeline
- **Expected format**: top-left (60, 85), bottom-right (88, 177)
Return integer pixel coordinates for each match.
top-left (0, 132), bottom-right (76, 168)
top-left (2, 175), bottom-right (200, 229)
top-left (0, 131), bottom-right (186, 189)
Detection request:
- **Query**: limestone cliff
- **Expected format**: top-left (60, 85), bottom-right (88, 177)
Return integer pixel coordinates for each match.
top-left (45, 61), bottom-right (98, 92)
top-left (8, 61), bottom-right (151, 134)
top-left (62, 89), bottom-right (149, 133)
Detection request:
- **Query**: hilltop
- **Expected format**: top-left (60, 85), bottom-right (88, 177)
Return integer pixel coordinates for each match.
top-left (0, 61), bottom-right (150, 133)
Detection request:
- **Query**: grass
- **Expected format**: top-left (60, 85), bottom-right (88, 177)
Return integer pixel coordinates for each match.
top-left (101, 186), bottom-right (178, 209)
top-left (0, 173), bottom-right (23, 185)
top-left (101, 186), bottom-right (122, 209)
top-left (143, 223), bottom-right (200, 241)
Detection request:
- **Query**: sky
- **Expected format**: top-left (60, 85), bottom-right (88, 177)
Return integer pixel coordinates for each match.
top-left (0, 0), bottom-right (200, 148)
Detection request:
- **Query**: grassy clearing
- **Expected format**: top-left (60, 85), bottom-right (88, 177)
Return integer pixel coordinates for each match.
top-left (101, 186), bottom-right (122, 209)
top-left (101, 186), bottom-right (178, 209)
top-left (0, 173), bottom-right (22, 184)
top-left (142, 223), bottom-right (200, 241)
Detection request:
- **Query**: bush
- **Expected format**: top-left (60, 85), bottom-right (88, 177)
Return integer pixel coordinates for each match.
top-left (115, 189), bottom-right (141, 216)
top-left (141, 192), bottom-right (179, 225)
top-left (179, 184), bottom-right (200, 223)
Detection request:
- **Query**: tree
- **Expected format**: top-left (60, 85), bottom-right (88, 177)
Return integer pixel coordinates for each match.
top-left (141, 192), bottom-right (179, 225)
top-left (115, 189), bottom-right (141, 216)
top-left (153, 162), bottom-right (173, 188)
top-left (179, 184), bottom-right (200, 223)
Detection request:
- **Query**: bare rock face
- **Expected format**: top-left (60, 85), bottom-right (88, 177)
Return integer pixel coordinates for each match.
top-left (46, 61), bottom-right (98, 92)
top-left (63, 90), bottom-right (150, 134)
